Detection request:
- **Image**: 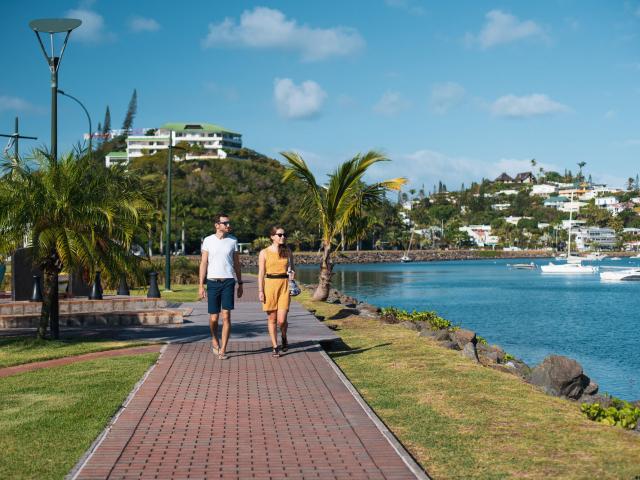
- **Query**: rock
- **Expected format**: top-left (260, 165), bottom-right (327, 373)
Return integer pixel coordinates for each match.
top-left (505, 360), bottom-right (532, 380)
top-left (380, 313), bottom-right (399, 324)
top-left (529, 355), bottom-right (591, 400)
top-left (434, 329), bottom-right (451, 342)
top-left (357, 303), bottom-right (380, 318)
top-left (451, 329), bottom-right (477, 349)
top-left (462, 342), bottom-right (479, 363)
top-left (478, 344), bottom-right (505, 364)
top-left (419, 329), bottom-right (436, 338)
top-left (399, 321), bottom-right (420, 331)
top-left (583, 381), bottom-right (599, 396)
top-left (411, 321), bottom-right (430, 331)
top-left (438, 340), bottom-right (460, 351)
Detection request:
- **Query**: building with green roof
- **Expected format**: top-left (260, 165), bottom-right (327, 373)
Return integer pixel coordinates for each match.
top-left (124, 122), bottom-right (242, 163)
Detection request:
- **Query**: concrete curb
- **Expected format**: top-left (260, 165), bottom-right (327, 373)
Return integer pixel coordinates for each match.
top-left (66, 344), bottom-right (168, 480)
top-left (317, 345), bottom-right (431, 480)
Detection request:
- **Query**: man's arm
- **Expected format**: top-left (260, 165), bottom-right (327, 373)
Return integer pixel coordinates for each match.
top-left (233, 251), bottom-right (243, 298)
top-left (198, 250), bottom-right (208, 299)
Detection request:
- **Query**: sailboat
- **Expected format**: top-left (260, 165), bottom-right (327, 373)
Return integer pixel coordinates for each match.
top-left (401, 229), bottom-right (414, 263)
top-left (541, 192), bottom-right (598, 274)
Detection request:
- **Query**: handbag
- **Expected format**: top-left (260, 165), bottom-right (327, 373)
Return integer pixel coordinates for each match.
top-left (289, 279), bottom-right (301, 296)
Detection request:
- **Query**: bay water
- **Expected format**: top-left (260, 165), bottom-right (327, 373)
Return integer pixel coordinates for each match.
top-left (296, 258), bottom-right (640, 401)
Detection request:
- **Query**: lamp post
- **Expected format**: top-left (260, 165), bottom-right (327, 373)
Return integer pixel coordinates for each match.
top-left (165, 132), bottom-right (186, 291)
top-left (57, 89), bottom-right (92, 159)
top-left (29, 18), bottom-right (81, 163)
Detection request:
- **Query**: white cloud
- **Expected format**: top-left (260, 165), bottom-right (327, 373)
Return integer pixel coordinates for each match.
top-left (430, 82), bottom-right (465, 114)
top-left (129, 16), bottom-right (160, 33)
top-left (618, 139), bottom-right (640, 147)
top-left (66, 8), bottom-right (115, 43)
top-left (273, 78), bottom-right (327, 119)
top-left (384, 0), bottom-right (426, 16)
top-left (0, 95), bottom-right (43, 113)
top-left (604, 110), bottom-right (616, 120)
top-left (202, 7), bottom-right (364, 61)
top-left (373, 91), bottom-right (410, 116)
top-left (466, 10), bottom-right (546, 49)
top-left (490, 94), bottom-right (570, 118)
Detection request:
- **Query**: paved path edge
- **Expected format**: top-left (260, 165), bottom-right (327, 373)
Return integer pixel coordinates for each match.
top-left (318, 346), bottom-right (431, 480)
top-left (66, 344), bottom-right (170, 480)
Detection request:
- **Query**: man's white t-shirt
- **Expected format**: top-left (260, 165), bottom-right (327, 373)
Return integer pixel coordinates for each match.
top-left (201, 234), bottom-right (238, 280)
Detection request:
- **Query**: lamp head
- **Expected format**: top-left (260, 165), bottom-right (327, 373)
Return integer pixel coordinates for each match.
top-left (29, 18), bottom-right (82, 33)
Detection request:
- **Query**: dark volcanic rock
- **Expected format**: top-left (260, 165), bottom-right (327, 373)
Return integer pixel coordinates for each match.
top-left (451, 329), bottom-right (477, 349)
top-left (529, 355), bottom-right (591, 399)
top-left (438, 340), bottom-right (460, 351)
top-left (434, 329), bottom-right (451, 342)
top-left (462, 342), bottom-right (480, 363)
top-left (419, 329), bottom-right (437, 338)
top-left (399, 321), bottom-right (420, 331)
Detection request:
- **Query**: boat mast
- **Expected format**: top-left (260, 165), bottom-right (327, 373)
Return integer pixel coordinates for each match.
top-left (567, 191), bottom-right (574, 258)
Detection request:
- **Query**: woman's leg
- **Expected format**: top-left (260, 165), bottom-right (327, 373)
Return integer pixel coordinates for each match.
top-left (267, 310), bottom-right (278, 349)
top-left (277, 309), bottom-right (289, 350)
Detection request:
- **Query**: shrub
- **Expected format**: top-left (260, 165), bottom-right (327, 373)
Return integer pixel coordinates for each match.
top-left (581, 399), bottom-right (640, 430)
top-left (380, 307), bottom-right (452, 330)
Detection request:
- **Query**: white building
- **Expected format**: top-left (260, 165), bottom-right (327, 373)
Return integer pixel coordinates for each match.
top-left (491, 203), bottom-right (511, 211)
top-left (530, 184), bottom-right (556, 196)
top-left (561, 219), bottom-right (586, 230)
top-left (574, 227), bottom-right (617, 251)
top-left (125, 122), bottom-right (242, 162)
top-left (595, 196), bottom-right (617, 207)
top-left (459, 225), bottom-right (499, 247)
top-left (606, 202), bottom-right (631, 216)
top-left (496, 189), bottom-right (519, 196)
top-left (105, 151), bottom-right (128, 167)
top-left (560, 201), bottom-right (586, 213)
top-left (504, 216), bottom-right (532, 225)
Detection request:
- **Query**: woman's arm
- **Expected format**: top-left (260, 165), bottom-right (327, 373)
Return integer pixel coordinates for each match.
top-left (288, 249), bottom-right (295, 279)
top-left (258, 249), bottom-right (266, 302)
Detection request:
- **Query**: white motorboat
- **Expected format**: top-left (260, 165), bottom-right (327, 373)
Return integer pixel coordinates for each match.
top-left (541, 262), bottom-right (598, 274)
top-left (584, 252), bottom-right (607, 261)
top-left (610, 257), bottom-right (622, 261)
top-left (511, 262), bottom-right (536, 270)
top-left (600, 268), bottom-right (640, 281)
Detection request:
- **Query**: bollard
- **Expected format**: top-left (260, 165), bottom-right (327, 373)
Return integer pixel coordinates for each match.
top-left (89, 271), bottom-right (103, 300)
top-left (29, 275), bottom-right (43, 302)
top-left (147, 272), bottom-right (161, 298)
top-left (117, 275), bottom-right (130, 296)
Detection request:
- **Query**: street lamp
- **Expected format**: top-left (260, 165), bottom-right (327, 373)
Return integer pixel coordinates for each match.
top-left (29, 18), bottom-right (82, 163)
top-left (57, 89), bottom-right (92, 159)
top-left (165, 132), bottom-right (186, 291)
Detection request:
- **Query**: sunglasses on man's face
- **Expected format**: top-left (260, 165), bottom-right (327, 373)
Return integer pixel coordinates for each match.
top-left (275, 233), bottom-right (286, 238)
top-left (217, 221), bottom-right (231, 226)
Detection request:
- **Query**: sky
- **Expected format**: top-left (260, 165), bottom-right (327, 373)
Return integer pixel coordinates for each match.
top-left (1, 0), bottom-right (639, 190)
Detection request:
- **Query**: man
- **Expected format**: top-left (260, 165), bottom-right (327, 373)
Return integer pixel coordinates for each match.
top-left (199, 213), bottom-right (243, 360)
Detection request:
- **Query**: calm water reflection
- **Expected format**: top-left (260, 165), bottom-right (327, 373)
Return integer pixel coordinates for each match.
top-left (297, 259), bottom-right (640, 400)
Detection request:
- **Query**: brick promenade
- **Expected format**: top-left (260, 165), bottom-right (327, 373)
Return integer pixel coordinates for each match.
top-left (71, 280), bottom-right (427, 479)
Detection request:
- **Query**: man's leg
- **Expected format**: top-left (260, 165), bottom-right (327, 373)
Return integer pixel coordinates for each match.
top-left (220, 309), bottom-right (231, 355)
top-left (209, 313), bottom-right (220, 351)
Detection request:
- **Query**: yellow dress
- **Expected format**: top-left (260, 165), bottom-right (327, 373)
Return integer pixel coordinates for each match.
top-left (262, 248), bottom-right (290, 311)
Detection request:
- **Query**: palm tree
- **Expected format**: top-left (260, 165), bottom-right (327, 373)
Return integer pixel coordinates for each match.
top-left (577, 161), bottom-right (587, 181)
top-left (281, 150), bottom-right (405, 300)
top-left (0, 150), bottom-right (152, 339)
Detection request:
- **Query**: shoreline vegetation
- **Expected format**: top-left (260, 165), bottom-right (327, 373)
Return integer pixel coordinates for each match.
top-left (296, 290), bottom-right (640, 478)
top-left (306, 283), bottom-right (640, 426)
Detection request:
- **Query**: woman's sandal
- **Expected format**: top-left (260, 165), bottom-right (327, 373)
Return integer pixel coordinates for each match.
top-left (211, 343), bottom-right (219, 356)
top-left (218, 351), bottom-right (228, 360)
top-left (281, 335), bottom-right (288, 352)
top-left (272, 346), bottom-right (280, 357)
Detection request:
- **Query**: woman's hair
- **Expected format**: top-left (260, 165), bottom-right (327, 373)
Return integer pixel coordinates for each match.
top-left (270, 226), bottom-right (290, 258)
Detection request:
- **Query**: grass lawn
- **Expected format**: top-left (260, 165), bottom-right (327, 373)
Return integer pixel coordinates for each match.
top-left (0, 337), bottom-right (155, 369)
top-left (297, 292), bottom-right (640, 479)
top-left (0, 353), bottom-right (159, 480)
top-left (129, 284), bottom-right (199, 303)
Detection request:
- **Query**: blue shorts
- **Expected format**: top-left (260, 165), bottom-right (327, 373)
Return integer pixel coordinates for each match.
top-left (207, 278), bottom-right (235, 314)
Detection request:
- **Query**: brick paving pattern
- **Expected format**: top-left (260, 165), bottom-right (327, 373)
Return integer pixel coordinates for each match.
top-left (71, 280), bottom-right (425, 479)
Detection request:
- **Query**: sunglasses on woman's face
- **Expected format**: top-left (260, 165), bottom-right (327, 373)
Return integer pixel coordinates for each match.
top-left (275, 233), bottom-right (286, 238)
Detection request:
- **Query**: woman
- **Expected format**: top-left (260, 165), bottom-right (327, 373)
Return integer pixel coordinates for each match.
top-left (258, 226), bottom-right (295, 357)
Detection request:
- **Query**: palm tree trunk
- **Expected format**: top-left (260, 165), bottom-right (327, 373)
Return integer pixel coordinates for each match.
top-left (313, 242), bottom-right (333, 301)
top-left (38, 270), bottom-right (60, 339)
